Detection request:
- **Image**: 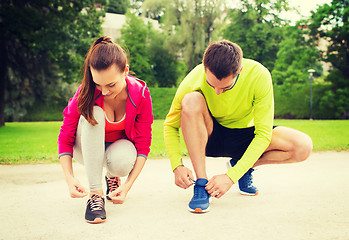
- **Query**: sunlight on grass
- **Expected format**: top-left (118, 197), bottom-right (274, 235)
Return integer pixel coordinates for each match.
top-left (0, 120), bottom-right (348, 164)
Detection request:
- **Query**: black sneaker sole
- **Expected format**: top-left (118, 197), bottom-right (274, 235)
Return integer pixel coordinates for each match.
top-left (85, 217), bottom-right (106, 224)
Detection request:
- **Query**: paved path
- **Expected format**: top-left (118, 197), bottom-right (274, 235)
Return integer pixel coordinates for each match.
top-left (1, 151), bottom-right (349, 240)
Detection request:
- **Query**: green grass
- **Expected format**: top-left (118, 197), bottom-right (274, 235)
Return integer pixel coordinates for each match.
top-left (274, 119), bottom-right (349, 151)
top-left (148, 87), bottom-right (177, 119)
top-left (0, 120), bottom-right (348, 165)
top-left (0, 122), bottom-right (62, 164)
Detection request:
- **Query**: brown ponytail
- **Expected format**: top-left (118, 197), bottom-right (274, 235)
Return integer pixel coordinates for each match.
top-left (77, 36), bottom-right (128, 125)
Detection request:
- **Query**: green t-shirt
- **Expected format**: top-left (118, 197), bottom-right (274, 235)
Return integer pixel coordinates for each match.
top-left (164, 58), bottom-right (274, 183)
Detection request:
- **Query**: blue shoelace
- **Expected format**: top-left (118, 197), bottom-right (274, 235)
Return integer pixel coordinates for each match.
top-left (190, 178), bottom-right (209, 199)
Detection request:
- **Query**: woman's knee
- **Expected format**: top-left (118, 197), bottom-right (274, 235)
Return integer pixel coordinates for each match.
top-left (93, 106), bottom-right (104, 124)
top-left (77, 106), bottom-right (104, 128)
top-left (106, 139), bottom-right (137, 177)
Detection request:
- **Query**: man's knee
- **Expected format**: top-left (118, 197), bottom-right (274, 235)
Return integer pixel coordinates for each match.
top-left (292, 133), bottom-right (313, 162)
top-left (181, 92), bottom-right (206, 116)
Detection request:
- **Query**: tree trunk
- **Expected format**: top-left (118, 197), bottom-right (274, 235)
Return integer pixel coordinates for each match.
top-left (0, 26), bottom-right (7, 127)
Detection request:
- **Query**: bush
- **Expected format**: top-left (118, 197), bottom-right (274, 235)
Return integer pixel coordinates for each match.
top-left (18, 83), bottom-right (349, 121)
top-left (274, 84), bottom-right (310, 118)
top-left (20, 87), bottom-right (177, 121)
top-left (274, 83), bottom-right (349, 119)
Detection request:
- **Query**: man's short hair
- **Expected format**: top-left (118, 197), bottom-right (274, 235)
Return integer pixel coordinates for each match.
top-left (203, 40), bottom-right (243, 80)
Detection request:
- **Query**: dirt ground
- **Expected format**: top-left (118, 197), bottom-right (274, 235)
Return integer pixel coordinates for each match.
top-left (1, 151), bottom-right (349, 240)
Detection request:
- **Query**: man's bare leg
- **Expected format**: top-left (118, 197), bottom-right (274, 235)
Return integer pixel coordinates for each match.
top-left (181, 92), bottom-right (213, 179)
top-left (254, 126), bottom-right (313, 167)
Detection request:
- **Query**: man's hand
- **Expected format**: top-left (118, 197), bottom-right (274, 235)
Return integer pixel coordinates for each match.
top-left (173, 165), bottom-right (195, 189)
top-left (206, 174), bottom-right (234, 198)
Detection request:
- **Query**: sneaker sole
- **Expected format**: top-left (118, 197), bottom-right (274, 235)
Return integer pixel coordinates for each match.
top-left (239, 191), bottom-right (259, 196)
top-left (188, 206), bottom-right (210, 213)
top-left (85, 218), bottom-right (106, 224)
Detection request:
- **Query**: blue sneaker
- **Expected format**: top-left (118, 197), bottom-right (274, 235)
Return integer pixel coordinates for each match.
top-left (238, 168), bottom-right (258, 196)
top-left (227, 159), bottom-right (258, 196)
top-left (188, 178), bottom-right (210, 213)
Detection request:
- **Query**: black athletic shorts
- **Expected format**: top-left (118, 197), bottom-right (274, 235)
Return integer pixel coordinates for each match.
top-left (205, 117), bottom-right (255, 166)
top-left (206, 118), bottom-right (277, 165)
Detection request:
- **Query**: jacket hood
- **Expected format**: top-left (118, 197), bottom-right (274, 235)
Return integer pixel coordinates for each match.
top-left (125, 75), bottom-right (147, 108)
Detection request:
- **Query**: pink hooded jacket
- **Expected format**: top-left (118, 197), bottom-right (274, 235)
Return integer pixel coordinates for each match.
top-left (58, 76), bottom-right (153, 159)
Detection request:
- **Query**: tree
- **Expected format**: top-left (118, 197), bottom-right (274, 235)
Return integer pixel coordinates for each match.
top-left (272, 25), bottom-right (323, 85)
top-left (239, 0), bottom-right (290, 25)
top-left (180, 0), bottom-right (206, 70)
top-left (130, 0), bottom-right (144, 15)
top-left (148, 29), bottom-right (178, 87)
top-left (309, 0), bottom-right (348, 90)
top-left (143, 0), bottom-right (223, 71)
top-left (141, 0), bottom-right (166, 21)
top-left (120, 11), bottom-right (179, 87)
top-left (121, 12), bottom-right (154, 83)
top-left (0, 0), bottom-right (105, 125)
top-left (202, 0), bottom-right (223, 46)
top-left (106, 0), bottom-right (129, 14)
top-left (223, 0), bottom-right (290, 71)
top-left (308, 0), bottom-right (349, 118)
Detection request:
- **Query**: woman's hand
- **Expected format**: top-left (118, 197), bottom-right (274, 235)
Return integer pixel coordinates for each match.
top-left (59, 155), bottom-right (87, 198)
top-left (108, 184), bottom-right (129, 204)
top-left (67, 176), bottom-right (88, 198)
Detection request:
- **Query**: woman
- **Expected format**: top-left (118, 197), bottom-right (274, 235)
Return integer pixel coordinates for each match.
top-left (58, 36), bottom-right (153, 224)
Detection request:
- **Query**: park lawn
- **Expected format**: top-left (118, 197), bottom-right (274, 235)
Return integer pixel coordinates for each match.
top-left (274, 119), bottom-right (349, 151)
top-left (0, 120), bottom-right (348, 165)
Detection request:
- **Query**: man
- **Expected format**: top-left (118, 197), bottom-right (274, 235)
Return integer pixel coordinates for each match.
top-left (163, 40), bottom-right (313, 213)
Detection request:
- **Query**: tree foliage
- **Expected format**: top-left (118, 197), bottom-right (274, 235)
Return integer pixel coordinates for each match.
top-left (141, 0), bottom-right (166, 21)
top-left (2, 0), bottom-right (348, 122)
top-left (309, 0), bottom-right (348, 89)
top-left (121, 12), bottom-right (178, 87)
top-left (121, 12), bottom-right (154, 83)
top-left (106, 0), bottom-right (129, 14)
top-left (0, 0), bottom-right (105, 125)
top-left (143, 0), bottom-right (223, 71)
top-left (223, 0), bottom-right (289, 72)
top-left (130, 0), bottom-right (144, 15)
top-left (272, 25), bottom-right (323, 85)
top-left (308, 0), bottom-right (349, 118)
top-left (148, 29), bottom-right (178, 87)
top-left (239, 0), bottom-right (290, 24)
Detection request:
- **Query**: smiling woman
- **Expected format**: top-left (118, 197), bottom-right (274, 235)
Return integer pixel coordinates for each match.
top-left (91, 64), bottom-right (128, 123)
top-left (91, 64), bottom-right (128, 98)
top-left (57, 36), bottom-right (153, 224)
